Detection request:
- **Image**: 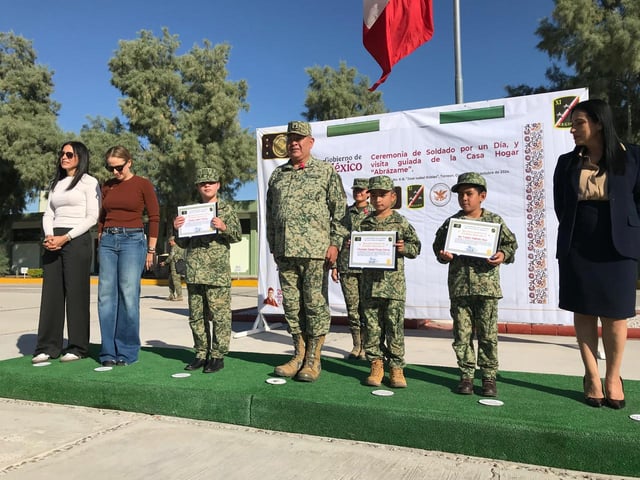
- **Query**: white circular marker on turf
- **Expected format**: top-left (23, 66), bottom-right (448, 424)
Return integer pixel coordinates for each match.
top-left (629, 414), bottom-right (640, 422)
top-left (33, 362), bottom-right (51, 367)
top-left (479, 399), bottom-right (504, 406)
top-left (171, 373), bottom-right (191, 378)
top-left (371, 389), bottom-right (394, 397)
top-left (266, 378), bottom-right (286, 385)
top-left (94, 366), bottom-right (113, 372)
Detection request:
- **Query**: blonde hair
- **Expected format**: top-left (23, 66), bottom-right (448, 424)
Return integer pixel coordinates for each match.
top-left (104, 145), bottom-right (133, 163)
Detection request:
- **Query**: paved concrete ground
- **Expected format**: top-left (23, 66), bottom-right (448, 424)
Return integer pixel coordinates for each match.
top-left (0, 282), bottom-right (638, 479)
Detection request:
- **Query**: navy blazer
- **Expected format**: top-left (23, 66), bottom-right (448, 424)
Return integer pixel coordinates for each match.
top-left (553, 143), bottom-right (640, 259)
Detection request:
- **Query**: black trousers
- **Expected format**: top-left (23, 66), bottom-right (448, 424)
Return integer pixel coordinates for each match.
top-left (35, 229), bottom-right (93, 358)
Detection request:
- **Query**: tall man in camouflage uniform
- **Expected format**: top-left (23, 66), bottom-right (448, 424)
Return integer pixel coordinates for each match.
top-left (266, 121), bottom-right (347, 382)
top-left (432, 172), bottom-right (518, 397)
top-left (173, 167), bottom-right (242, 374)
top-left (331, 178), bottom-right (371, 359)
top-left (360, 176), bottom-right (421, 388)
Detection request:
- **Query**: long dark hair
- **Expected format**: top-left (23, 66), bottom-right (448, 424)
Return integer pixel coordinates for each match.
top-left (571, 99), bottom-right (625, 175)
top-left (50, 141), bottom-right (90, 191)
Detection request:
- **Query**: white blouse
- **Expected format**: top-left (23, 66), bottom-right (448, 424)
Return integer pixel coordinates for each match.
top-left (42, 174), bottom-right (101, 239)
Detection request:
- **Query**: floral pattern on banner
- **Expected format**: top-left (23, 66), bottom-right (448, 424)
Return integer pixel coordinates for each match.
top-left (523, 123), bottom-right (548, 304)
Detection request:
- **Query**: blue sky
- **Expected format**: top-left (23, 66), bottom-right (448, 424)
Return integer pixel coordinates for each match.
top-left (3, 0), bottom-right (558, 200)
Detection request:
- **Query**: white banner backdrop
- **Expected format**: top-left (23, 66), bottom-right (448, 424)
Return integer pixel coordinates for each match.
top-left (256, 88), bottom-right (588, 325)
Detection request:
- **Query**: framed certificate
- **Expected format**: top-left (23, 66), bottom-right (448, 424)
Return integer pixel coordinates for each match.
top-left (349, 231), bottom-right (397, 269)
top-left (444, 218), bottom-right (501, 259)
top-left (177, 202), bottom-right (217, 238)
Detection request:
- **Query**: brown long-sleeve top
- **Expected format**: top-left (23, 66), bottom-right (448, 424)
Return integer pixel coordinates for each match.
top-left (98, 175), bottom-right (160, 238)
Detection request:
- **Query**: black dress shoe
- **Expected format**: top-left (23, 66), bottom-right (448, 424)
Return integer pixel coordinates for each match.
top-left (203, 358), bottom-right (224, 373)
top-left (605, 377), bottom-right (626, 409)
top-left (184, 358), bottom-right (207, 371)
top-left (583, 376), bottom-right (604, 408)
top-left (101, 360), bottom-right (116, 367)
top-left (116, 360), bottom-right (128, 367)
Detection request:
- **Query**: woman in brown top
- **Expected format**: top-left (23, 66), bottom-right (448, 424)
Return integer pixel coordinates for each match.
top-left (554, 99), bottom-right (640, 410)
top-left (97, 146), bottom-right (160, 367)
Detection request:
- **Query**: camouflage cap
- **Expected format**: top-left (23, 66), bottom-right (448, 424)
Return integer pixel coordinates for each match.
top-left (195, 167), bottom-right (219, 184)
top-left (287, 121), bottom-right (312, 137)
top-left (352, 178), bottom-right (369, 189)
top-left (368, 175), bottom-right (394, 191)
top-left (451, 172), bottom-right (487, 192)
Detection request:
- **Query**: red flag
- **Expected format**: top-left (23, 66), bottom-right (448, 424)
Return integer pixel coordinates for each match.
top-left (363, 0), bottom-right (434, 91)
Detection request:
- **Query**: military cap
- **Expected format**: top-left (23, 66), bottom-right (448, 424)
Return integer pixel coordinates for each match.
top-left (451, 172), bottom-right (487, 192)
top-left (195, 167), bottom-right (219, 184)
top-left (368, 175), bottom-right (394, 191)
top-left (287, 121), bottom-right (312, 137)
top-left (352, 178), bottom-right (369, 189)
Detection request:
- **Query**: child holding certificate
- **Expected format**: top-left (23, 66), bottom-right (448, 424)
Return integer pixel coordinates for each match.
top-left (432, 172), bottom-right (518, 397)
top-left (172, 167), bottom-right (242, 374)
top-left (360, 175), bottom-right (421, 388)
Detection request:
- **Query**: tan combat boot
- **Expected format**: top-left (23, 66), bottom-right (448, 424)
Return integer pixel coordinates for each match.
top-left (296, 335), bottom-right (325, 382)
top-left (389, 367), bottom-right (407, 388)
top-left (274, 334), bottom-right (305, 377)
top-left (366, 359), bottom-right (384, 386)
top-left (348, 329), bottom-right (362, 359)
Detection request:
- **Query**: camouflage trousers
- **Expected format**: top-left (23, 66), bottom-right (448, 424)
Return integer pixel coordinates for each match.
top-left (277, 257), bottom-right (330, 337)
top-left (168, 261), bottom-right (182, 298)
top-left (339, 272), bottom-right (364, 331)
top-left (187, 284), bottom-right (232, 359)
top-left (362, 297), bottom-right (406, 368)
top-left (450, 296), bottom-right (499, 379)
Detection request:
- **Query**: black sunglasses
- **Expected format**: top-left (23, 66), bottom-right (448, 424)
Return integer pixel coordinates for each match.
top-left (105, 163), bottom-right (128, 173)
top-left (59, 151), bottom-right (75, 159)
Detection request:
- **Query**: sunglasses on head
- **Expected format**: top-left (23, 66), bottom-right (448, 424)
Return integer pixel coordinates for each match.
top-left (105, 163), bottom-right (128, 173)
top-left (59, 151), bottom-right (75, 159)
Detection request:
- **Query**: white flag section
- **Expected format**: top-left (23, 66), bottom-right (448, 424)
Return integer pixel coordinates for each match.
top-left (257, 88), bottom-right (588, 326)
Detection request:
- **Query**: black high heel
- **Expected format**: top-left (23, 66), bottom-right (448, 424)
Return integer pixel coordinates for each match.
top-left (583, 376), bottom-right (604, 408)
top-left (605, 377), bottom-right (626, 410)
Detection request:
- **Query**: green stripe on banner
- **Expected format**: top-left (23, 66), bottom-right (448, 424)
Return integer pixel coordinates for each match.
top-left (440, 106), bottom-right (505, 124)
top-left (327, 120), bottom-right (380, 137)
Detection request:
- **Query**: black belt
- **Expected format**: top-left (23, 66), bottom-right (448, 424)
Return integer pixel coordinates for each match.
top-left (103, 227), bottom-right (144, 234)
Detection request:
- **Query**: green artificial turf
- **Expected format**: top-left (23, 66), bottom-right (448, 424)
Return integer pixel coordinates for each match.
top-left (1, 345), bottom-right (638, 477)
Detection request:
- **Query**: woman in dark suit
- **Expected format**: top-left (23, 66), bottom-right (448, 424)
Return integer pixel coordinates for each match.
top-left (554, 99), bottom-right (640, 409)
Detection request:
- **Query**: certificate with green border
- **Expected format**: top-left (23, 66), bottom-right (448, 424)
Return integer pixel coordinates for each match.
top-left (444, 218), bottom-right (500, 259)
top-left (348, 231), bottom-right (397, 269)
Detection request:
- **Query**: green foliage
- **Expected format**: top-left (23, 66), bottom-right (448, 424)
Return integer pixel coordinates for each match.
top-left (0, 32), bottom-right (63, 214)
top-left (27, 268), bottom-right (43, 278)
top-left (108, 28), bottom-right (256, 213)
top-left (303, 61), bottom-right (387, 121)
top-left (507, 0), bottom-right (640, 142)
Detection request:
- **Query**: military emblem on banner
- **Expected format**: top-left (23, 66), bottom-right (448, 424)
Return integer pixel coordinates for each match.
top-left (429, 183), bottom-right (451, 207)
top-left (553, 96), bottom-right (580, 129)
top-left (261, 132), bottom-right (288, 159)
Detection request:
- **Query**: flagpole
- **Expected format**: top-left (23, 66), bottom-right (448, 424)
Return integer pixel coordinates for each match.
top-left (453, 0), bottom-right (463, 103)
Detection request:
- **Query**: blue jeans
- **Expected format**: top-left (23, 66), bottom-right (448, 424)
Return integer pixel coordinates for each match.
top-left (98, 229), bottom-right (146, 363)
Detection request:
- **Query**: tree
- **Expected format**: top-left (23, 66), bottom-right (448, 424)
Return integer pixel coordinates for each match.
top-left (0, 32), bottom-right (62, 272)
top-left (108, 28), bottom-right (255, 217)
top-left (507, 0), bottom-right (640, 142)
top-left (303, 61), bottom-right (387, 121)
top-left (79, 116), bottom-right (144, 184)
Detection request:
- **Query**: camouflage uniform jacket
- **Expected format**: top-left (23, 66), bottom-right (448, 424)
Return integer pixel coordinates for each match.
top-left (432, 209), bottom-right (518, 299)
top-left (175, 200), bottom-right (242, 286)
top-left (166, 243), bottom-right (184, 263)
top-left (360, 211), bottom-right (421, 301)
top-left (336, 202), bottom-right (372, 273)
top-left (266, 156), bottom-right (347, 259)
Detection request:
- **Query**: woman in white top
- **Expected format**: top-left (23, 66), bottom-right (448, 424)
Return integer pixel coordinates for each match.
top-left (32, 142), bottom-right (101, 364)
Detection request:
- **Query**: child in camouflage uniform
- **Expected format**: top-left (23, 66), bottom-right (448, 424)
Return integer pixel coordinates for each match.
top-left (331, 177), bottom-right (371, 360)
top-left (173, 167), bottom-right (242, 374)
top-left (361, 175), bottom-right (421, 388)
top-left (432, 172), bottom-right (517, 397)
